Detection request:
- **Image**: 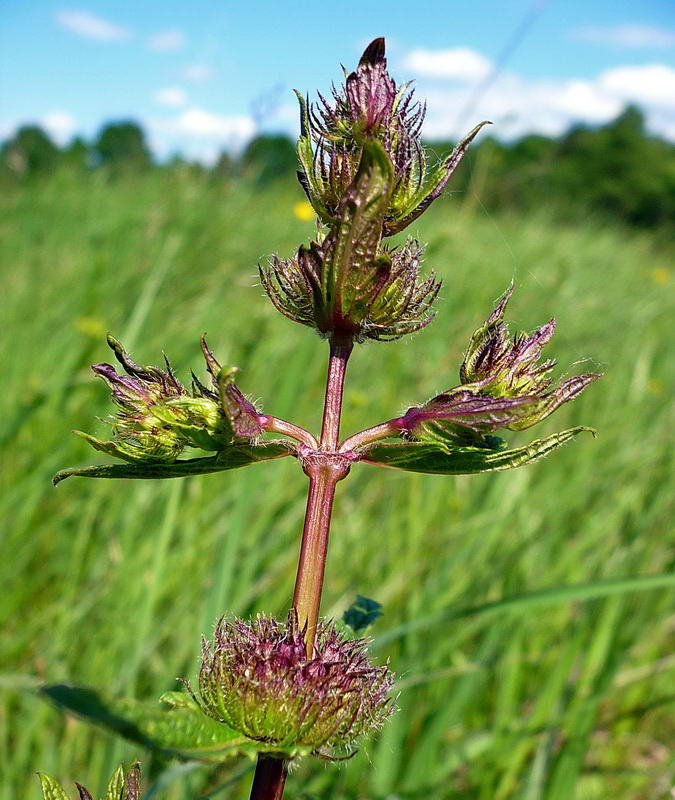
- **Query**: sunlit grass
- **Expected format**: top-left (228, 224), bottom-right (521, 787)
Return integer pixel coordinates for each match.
top-left (1, 169), bottom-right (673, 799)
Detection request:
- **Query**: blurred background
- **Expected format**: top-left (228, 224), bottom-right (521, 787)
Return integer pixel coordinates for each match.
top-left (1, 1), bottom-right (673, 798)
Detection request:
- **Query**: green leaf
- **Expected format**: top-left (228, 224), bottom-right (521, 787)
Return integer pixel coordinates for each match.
top-left (37, 775), bottom-right (70, 800)
top-left (343, 595), bottom-right (383, 634)
top-left (360, 428), bottom-right (592, 475)
top-left (40, 684), bottom-right (308, 762)
top-left (53, 442), bottom-right (292, 485)
top-left (103, 767), bottom-right (125, 800)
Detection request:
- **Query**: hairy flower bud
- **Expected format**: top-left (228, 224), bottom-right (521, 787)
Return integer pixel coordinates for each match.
top-left (190, 612), bottom-right (395, 757)
top-left (296, 37), bottom-right (488, 234)
top-left (79, 335), bottom-right (261, 463)
top-left (401, 284), bottom-right (601, 447)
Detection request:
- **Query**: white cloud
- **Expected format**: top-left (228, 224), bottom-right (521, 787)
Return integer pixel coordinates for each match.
top-left (599, 64), bottom-right (675, 109)
top-left (573, 24), bottom-right (675, 48)
top-left (170, 108), bottom-right (255, 140)
top-left (183, 63), bottom-right (213, 82)
top-left (154, 87), bottom-right (188, 108)
top-left (399, 46), bottom-right (675, 143)
top-left (42, 112), bottom-right (77, 144)
top-left (55, 9), bottom-right (131, 42)
top-left (403, 47), bottom-right (492, 82)
top-left (148, 29), bottom-right (185, 52)
top-left (149, 108), bottom-right (256, 162)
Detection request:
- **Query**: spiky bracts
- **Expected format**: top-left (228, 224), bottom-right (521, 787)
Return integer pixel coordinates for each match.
top-left (261, 235), bottom-right (440, 343)
top-left (400, 284), bottom-right (601, 447)
top-left (191, 612), bottom-right (395, 757)
top-left (79, 335), bottom-right (261, 463)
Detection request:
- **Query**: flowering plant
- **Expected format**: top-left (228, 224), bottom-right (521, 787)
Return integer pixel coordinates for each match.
top-left (45, 38), bottom-right (599, 799)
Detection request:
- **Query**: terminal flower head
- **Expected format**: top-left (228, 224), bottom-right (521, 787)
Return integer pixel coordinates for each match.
top-left (190, 612), bottom-right (395, 757)
top-left (296, 37), bottom-right (489, 234)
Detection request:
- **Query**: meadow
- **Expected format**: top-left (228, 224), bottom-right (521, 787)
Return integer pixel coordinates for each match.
top-left (1, 167), bottom-right (673, 799)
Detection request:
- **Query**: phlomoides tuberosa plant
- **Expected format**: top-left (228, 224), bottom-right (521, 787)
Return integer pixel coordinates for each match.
top-left (43, 38), bottom-right (600, 800)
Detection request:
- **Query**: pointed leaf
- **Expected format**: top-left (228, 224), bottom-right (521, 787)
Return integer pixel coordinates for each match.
top-left (102, 767), bottom-right (124, 800)
top-left (38, 775), bottom-right (70, 800)
top-left (53, 442), bottom-right (292, 485)
top-left (359, 428), bottom-right (593, 475)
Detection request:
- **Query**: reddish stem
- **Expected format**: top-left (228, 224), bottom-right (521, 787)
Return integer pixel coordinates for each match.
top-left (294, 338), bottom-right (353, 650)
top-left (249, 756), bottom-right (288, 800)
top-left (249, 338), bottom-right (352, 799)
top-left (319, 338), bottom-right (352, 450)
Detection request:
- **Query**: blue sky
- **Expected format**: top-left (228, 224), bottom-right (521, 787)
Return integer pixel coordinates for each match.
top-left (2, 0), bottom-right (675, 162)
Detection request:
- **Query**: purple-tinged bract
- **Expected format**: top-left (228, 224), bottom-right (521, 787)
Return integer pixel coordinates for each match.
top-left (401, 284), bottom-right (601, 447)
top-left (191, 612), bottom-right (395, 757)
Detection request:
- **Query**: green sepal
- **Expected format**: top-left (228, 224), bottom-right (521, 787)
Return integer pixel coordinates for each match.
top-left (37, 775), bottom-right (70, 800)
top-left (360, 427), bottom-right (594, 474)
top-left (40, 684), bottom-right (312, 762)
top-left (385, 121), bottom-right (491, 235)
top-left (53, 442), bottom-right (292, 485)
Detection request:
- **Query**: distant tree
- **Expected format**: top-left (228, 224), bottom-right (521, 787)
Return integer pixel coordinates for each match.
top-left (94, 121), bottom-right (151, 171)
top-left (212, 150), bottom-right (235, 179)
top-left (555, 105), bottom-right (675, 226)
top-left (241, 134), bottom-right (297, 182)
top-left (0, 125), bottom-right (59, 177)
top-left (61, 136), bottom-right (91, 170)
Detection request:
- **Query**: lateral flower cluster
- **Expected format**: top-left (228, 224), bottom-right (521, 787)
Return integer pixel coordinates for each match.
top-left (261, 38), bottom-right (488, 343)
top-left (79, 334), bottom-right (262, 463)
top-left (398, 284), bottom-right (601, 448)
top-left (190, 612), bottom-right (394, 757)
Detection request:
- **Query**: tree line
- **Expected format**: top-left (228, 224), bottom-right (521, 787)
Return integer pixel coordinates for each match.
top-left (2, 106), bottom-right (674, 229)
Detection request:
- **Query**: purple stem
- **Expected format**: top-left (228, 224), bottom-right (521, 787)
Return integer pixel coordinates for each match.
top-left (249, 756), bottom-right (288, 800)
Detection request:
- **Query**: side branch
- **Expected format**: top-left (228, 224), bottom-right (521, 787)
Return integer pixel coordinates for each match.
top-left (258, 414), bottom-right (318, 449)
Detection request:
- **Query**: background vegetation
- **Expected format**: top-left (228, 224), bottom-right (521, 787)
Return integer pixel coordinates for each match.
top-left (1, 110), bottom-right (673, 799)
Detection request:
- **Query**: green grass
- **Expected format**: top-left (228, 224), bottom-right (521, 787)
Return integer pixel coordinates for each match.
top-left (1, 168), bottom-right (673, 799)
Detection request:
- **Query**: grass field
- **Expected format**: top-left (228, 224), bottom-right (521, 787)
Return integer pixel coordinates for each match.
top-left (1, 168), bottom-right (673, 799)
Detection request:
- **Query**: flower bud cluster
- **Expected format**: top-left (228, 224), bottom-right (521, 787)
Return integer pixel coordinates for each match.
top-left (191, 612), bottom-right (395, 757)
top-left (81, 335), bottom-right (261, 463)
top-left (400, 284), bottom-right (601, 447)
top-left (261, 38), bottom-right (487, 344)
